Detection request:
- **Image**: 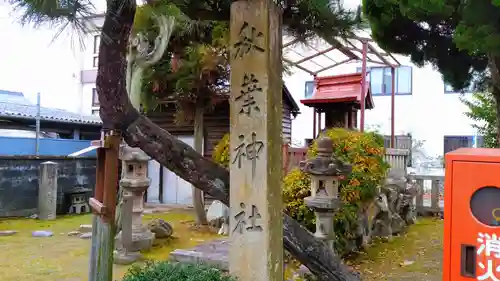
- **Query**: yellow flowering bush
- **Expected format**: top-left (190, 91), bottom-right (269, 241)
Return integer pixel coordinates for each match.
top-left (212, 128), bottom-right (389, 253)
top-left (284, 128), bottom-right (389, 253)
top-left (212, 133), bottom-right (230, 167)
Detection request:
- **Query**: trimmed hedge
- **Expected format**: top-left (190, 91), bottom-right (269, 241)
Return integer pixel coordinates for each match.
top-left (122, 261), bottom-right (237, 281)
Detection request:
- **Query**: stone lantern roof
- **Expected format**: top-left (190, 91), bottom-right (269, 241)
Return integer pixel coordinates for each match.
top-left (299, 137), bottom-right (352, 177)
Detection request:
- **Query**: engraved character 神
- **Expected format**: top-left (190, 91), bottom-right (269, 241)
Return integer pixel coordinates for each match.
top-left (235, 73), bottom-right (261, 116)
top-left (233, 21), bottom-right (265, 59)
top-left (231, 133), bottom-right (264, 178)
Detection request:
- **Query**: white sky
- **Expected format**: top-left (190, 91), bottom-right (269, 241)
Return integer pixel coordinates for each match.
top-left (0, 1), bottom-right (107, 113)
top-left (0, 0), bottom-right (360, 114)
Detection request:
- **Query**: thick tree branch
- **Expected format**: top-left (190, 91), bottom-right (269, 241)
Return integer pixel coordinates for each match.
top-left (97, 1), bottom-right (361, 281)
top-left (124, 116), bottom-right (361, 281)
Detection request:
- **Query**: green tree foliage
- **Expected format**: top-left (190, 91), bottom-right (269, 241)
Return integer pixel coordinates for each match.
top-left (363, 0), bottom-right (490, 91)
top-left (461, 93), bottom-right (498, 147)
top-left (123, 261), bottom-right (237, 281)
top-left (130, 1), bottom-right (229, 117)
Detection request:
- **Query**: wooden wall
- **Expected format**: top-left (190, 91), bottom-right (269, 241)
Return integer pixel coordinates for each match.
top-left (148, 98), bottom-right (294, 158)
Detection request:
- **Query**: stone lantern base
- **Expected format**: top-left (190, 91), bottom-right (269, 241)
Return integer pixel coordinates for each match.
top-left (115, 228), bottom-right (155, 252)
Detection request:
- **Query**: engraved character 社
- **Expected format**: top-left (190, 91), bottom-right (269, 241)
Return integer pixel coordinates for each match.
top-left (232, 133), bottom-right (264, 178)
top-left (235, 73), bottom-right (261, 116)
top-left (232, 202), bottom-right (263, 234)
top-left (233, 21), bottom-right (265, 59)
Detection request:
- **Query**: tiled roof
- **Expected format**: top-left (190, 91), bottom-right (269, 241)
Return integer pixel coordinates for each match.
top-left (0, 90), bottom-right (102, 125)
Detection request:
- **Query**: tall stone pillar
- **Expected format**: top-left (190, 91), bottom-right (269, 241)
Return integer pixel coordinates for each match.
top-left (115, 146), bottom-right (154, 253)
top-left (38, 161), bottom-right (58, 220)
top-left (228, 0), bottom-right (284, 281)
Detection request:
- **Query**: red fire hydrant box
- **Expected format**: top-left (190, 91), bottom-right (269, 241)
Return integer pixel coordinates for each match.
top-left (444, 148), bottom-right (500, 281)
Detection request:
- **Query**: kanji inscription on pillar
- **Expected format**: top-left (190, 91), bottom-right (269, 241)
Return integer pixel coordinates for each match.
top-left (235, 74), bottom-right (262, 116)
top-left (229, 1), bottom-right (283, 281)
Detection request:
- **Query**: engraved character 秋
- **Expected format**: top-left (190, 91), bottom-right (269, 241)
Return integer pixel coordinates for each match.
top-left (233, 21), bottom-right (265, 59)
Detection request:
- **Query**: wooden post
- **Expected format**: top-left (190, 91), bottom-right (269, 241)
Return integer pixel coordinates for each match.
top-left (431, 179), bottom-right (440, 214)
top-left (88, 132), bottom-right (120, 281)
top-left (415, 179), bottom-right (424, 214)
top-left (229, 1), bottom-right (283, 281)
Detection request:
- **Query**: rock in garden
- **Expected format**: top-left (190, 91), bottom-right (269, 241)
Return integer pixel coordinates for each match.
top-left (79, 224), bottom-right (92, 232)
top-left (400, 260), bottom-right (415, 267)
top-left (147, 218), bottom-right (173, 238)
top-left (67, 231), bottom-right (81, 236)
top-left (32, 230), bottom-right (53, 237)
top-left (206, 200), bottom-right (229, 228)
top-left (0, 230), bottom-right (17, 236)
top-left (79, 232), bottom-right (92, 239)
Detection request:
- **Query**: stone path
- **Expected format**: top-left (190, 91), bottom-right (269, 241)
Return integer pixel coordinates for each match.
top-left (170, 239), bottom-right (229, 270)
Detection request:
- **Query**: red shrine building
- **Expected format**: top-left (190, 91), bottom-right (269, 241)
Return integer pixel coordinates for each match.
top-left (300, 73), bottom-right (373, 136)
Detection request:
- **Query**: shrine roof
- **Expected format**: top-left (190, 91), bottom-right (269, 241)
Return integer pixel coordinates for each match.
top-left (282, 30), bottom-right (401, 76)
top-left (300, 73), bottom-right (374, 109)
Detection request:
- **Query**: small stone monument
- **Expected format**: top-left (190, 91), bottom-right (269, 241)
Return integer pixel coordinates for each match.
top-left (38, 161), bottom-right (58, 220)
top-left (299, 137), bottom-right (351, 250)
top-left (115, 146), bottom-right (155, 253)
top-left (68, 186), bottom-right (91, 214)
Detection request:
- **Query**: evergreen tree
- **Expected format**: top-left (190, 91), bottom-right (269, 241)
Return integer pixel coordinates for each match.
top-left (461, 92), bottom-right (498, 148)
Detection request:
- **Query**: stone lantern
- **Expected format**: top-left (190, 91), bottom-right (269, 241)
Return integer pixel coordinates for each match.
top-left (299, 137), bottom-right (351, 250)
top-left (115, 146), bottom-right (155, 253)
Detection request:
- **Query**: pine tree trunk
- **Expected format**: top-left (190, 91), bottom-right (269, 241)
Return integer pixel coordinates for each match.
top-left (193, 104), bottom-right (208, 225)
top-left (96, 1), bottom-right (361, 280)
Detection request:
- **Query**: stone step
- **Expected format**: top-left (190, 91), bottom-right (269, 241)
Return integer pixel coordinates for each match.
top-left (169, 239), bottom-right (229, 270)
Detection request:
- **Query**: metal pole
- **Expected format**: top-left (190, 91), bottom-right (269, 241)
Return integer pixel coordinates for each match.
top-left (391, 67), bottom-right (396, 148)
top-left (312, 76), bottom-right (317, 138)
top-left (360, 41), bottom-right (368, 132)
top-left (317, 110), bottom-right (322, 134)
top-left (313, 109), bottom-right (317, 138)
top-left (35, 92), bottom-right (41, 156)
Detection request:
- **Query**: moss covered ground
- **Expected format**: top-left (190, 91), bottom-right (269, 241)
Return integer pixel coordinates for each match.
top-left (346, 217), bottom-right (443, 281)
top-left (0, 212), bottom-right (443, 281)
top-left (0, 210), bottom-right (221, 281)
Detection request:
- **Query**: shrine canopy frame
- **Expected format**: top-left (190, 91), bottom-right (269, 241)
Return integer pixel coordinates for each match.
top-left (283, 33), bottom-right (402, 148)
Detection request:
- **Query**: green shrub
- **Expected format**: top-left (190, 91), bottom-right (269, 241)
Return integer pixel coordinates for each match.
top-left (122, 261), bottom-right (237, 281)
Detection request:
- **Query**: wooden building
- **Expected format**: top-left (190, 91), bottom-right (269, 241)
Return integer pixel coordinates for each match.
top-left (148, 85), bottom-right (300, 159)
top-left (145, 85), bottom-right (300, 205)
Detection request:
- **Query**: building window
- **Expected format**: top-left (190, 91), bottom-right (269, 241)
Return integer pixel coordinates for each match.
top-left (444, 82), bottom-right (475, 94)
top-left (304, 81), bottom-right (314, 98)
top-left (93, 35), bottom-right (100, 54)
top-left (443, 135), bottom-right (484, 154)
top-left (92, 88), bottom-right (99, 107)
top-left (356, 66), bottom-right (413, 96)
top-left (93, 56), bottom-right (98, 68)
top-left (91, 109), bottom-right (100, 116)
